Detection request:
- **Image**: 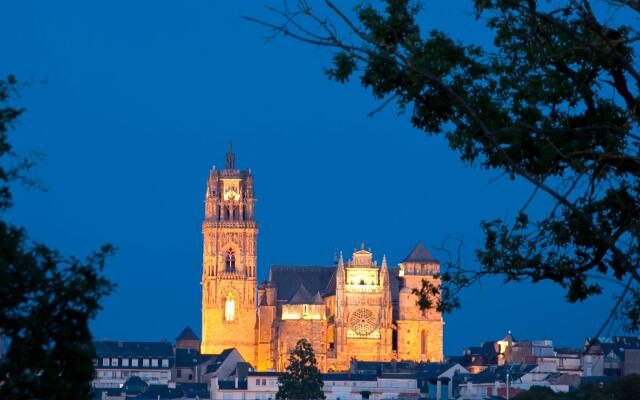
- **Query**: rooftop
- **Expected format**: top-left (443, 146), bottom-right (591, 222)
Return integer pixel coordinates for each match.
top-left (402, 243), bottom-right (438, 264)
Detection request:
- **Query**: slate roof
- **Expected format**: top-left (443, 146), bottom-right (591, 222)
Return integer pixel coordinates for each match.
top-left (206, 348), bottom-right (235, 374)
top-left (248, 371), bottom-right (281, 377)
top-left (585, 336), bottom-right (640, 357)
top-left (123, 376), bottom-right (148, 395)
top-left (352, 361), bottom-right (457, 378)
top-left (310, 291), bottom-right (324, 304)
top-left (323, 373), bottom-right (378, 381)
top-left (269, 264), bottom-right (403, 304)
top-left (175, 348), bottom-right (214, 368)
top-left (176, 326), bottom-right (199, 342)
top-left (270, 265), bottom-right (335, 301)
top-left (288, 284), bottom-right (313, 304)
top-left (352, 360), bottom-right (421, 374)
top-left (402, 243), bottom-right (438, 263)
top-left (379, 372), bottom-right (418, 379)
top-left (469, 364), bottom-right (537, 383)
top-left (93, 341), bottom-right (174, 359)
top-left (417, 363), bottom-right (459, 379)
top-left (94, 383), bottom-right (209, 399)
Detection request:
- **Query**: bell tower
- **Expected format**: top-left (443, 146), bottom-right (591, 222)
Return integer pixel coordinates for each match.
top-left (201, 143), bottom-right (257, 365)
top-left (397, 243), bottom-right (443, 362)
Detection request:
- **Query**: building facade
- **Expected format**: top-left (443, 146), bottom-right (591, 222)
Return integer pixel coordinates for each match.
top-left (201, 148), bottom-right (444, 371)
top-left (92, 341), bottom-right (174, 389)
top-left (200, 144), bottom-right (258, 366)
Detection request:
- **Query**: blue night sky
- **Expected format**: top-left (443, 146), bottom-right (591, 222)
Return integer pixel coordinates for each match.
top-left (1, 1), bottom-right (626, 355)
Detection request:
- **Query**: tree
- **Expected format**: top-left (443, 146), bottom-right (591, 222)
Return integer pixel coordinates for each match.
top-left (0, 75), bottom-right (114, 399)
top-left (604, 373), bottom-right (640, 400)
top-left (246, 0), bottom-right (640, 333)
top-left (276, 338), bottom-right (325, 400)
top-left (515, 375), bottom-right (640, 400)
top-left (513, 386), bottom-right (561, 400)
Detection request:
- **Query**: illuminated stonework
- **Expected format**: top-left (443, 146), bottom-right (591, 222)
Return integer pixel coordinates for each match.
top-left (201, 143), bottom-right (257, 366)
top-left (349, 308), bottom-right (377, 336)
top-left (201, 148), bottom-right (444, 371)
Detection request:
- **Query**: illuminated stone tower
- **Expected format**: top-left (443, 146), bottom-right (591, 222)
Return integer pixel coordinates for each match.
top-left (397, 243), bottom-right (444, 362)
top-left (201, 143), bottom-right (257, 365)
top-left (331, 245), bottom-right (394, 370)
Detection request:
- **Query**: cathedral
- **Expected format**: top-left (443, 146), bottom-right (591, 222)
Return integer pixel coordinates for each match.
top-left (201, 147), bottom-right (444, 372)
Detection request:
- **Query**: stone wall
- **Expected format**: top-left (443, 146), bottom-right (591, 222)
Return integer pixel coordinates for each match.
top-left (276, 319), bottom-right (327, 371)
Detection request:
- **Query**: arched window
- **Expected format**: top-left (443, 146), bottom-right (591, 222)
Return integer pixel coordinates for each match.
top-left (225, 248), bottom-right (236, 272)
top-left (225, 294), bottom-right (235, 322)
top-left (421, 330), bottom-right (427, 355)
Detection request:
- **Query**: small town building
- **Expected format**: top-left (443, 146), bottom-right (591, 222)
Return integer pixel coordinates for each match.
top-left (92, 340), bottom-right (174, 389)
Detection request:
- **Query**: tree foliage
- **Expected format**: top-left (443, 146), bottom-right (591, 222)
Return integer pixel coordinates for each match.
top-left (514, 374), bottom-right (640, 400)
top-left (247, 0), bottom-right (640, 331)
top-left (0, 75), bottom-right (115, 399)
top-left (276, 338), bottom-right (325, 400)
top-left (513, 385), bottom-right (560, 400)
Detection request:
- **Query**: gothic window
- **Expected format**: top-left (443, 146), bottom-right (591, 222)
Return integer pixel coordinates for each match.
top-left (225, 248), bottom-right (236, 272)
top-left (225, 294), bottom-right (236, 321)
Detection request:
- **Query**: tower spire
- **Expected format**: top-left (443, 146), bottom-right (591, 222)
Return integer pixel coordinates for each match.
top-left (226, 140), bottom-right (235, 169)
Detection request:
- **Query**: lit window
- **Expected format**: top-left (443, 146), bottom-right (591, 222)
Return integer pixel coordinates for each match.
top-left (143, 359), bottom-right (149, 367)
top-left (151, 359), bottom-right (158, 367)
top-left (122, 358), bottom-right (129, 367)
top-left (225, 294), bottom-right (236, 321)
top-left (111, 358), bottom-right (118, 367)
top-left (103, 357), bottom-right (109, 366)
top-left (132, 359), bottom-right (139, 367)
top-left (162, 359), bottom-right (169, 368)
top-left (421, 330), bottom-right (427, 355)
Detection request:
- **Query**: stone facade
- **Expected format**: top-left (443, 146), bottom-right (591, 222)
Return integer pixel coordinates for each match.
top-left (201, 144), bottom-right (258, 366)
top-left (201, 149), bottom-right (444, 371)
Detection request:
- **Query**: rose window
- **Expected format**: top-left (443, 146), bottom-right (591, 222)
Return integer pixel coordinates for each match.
top-left (349, 308), bottom-right (377, 336)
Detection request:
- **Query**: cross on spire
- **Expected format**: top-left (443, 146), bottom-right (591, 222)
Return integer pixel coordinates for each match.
top-left (226, 140), bottom-right (235, 169)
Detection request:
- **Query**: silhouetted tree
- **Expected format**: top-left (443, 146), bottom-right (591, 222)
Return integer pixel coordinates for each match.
top-left (514, 375), bottom-right (640, 400)
top-left (514, 386), bottom-right (560, 400)
top-left (247, 0), bottom-right (640, 332)
top-left (0, 75), bottom-right (114, 399)
top-left (276, 338), bottom-right (325, 400)
top-left (605, 373), bottom-right (640, 400)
